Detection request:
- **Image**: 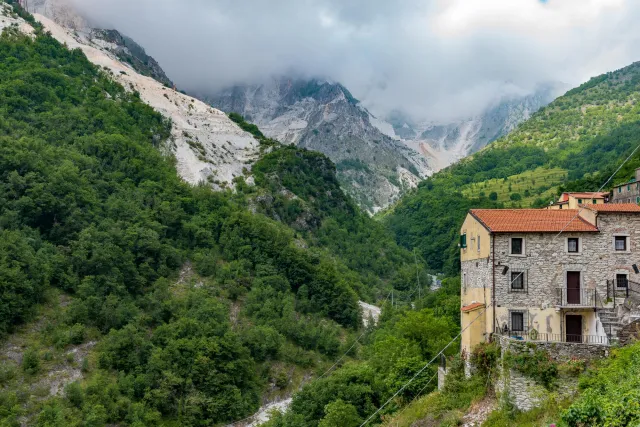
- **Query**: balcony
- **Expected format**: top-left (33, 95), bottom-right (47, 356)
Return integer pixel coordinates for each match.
top-left (496, 330), bottom-right (608, 345)
top-left (556, 288), bottom-right (598, 308)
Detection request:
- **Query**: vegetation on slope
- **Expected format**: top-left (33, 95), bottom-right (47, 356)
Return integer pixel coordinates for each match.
top-left (0, 5), bottom-right (445, 425)
top-left (386, 63), bottom-right (640, 274)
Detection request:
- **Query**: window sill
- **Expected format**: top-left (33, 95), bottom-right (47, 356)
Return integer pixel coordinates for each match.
top-left (613, 251), bottom-right (631, 254)
top-left (508, 254), bottom-right (526, 257)
top-left (566, 252), bottom-right (582, 256)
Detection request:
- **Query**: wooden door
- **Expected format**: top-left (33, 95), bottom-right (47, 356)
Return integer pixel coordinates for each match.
top-left (567, 271), bottom-right (581, 304)
top-left (566, 315), bottom-right (582, 343)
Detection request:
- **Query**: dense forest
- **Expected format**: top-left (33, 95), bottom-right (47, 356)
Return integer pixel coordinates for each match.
top-left (0, 4), bottom-right (464, 426)
top-left (385, 62), bottom-right (640, 275)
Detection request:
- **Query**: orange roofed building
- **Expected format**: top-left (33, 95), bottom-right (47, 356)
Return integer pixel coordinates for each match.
top-left (547, 192), bottom-right (610, 210)
top-left (459, 204), bottom-right (640, 360)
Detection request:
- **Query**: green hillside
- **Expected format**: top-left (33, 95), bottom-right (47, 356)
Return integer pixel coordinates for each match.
top-left (0, 7), bottom-right (452, 425)
top-left (385, 62), bottom-right (640, 275)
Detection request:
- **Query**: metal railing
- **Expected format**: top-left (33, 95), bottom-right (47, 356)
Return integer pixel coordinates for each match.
top-left (556, 288), bottom-right (598, 308)
top-left (496, 330), bottom-right (608, 345)
top-left (607, 280), bottom-right (640, 307)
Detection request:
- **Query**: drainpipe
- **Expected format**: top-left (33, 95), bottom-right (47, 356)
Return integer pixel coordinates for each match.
top-left (492, 233), bottom-right (496, 334)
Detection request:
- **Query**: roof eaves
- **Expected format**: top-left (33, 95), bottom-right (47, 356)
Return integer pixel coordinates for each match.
top-left (468, 210), bottom-right (493, 233)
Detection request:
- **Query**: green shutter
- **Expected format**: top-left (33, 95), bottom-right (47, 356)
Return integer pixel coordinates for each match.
top-left (460, 234), bottom-right (467, 248)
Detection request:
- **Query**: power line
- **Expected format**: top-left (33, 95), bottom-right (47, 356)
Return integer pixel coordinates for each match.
top-left (359, 305), bottom-right (489, 427)
top-left (362, 144), bottom-right (640, 426)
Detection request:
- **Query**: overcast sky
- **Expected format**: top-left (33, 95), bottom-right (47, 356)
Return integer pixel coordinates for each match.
top-left (71, 0), bottom-right (640, 122)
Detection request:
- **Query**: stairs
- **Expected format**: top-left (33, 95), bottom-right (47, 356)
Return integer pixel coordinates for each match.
top-left (597, 308), bottom-right (623, 344)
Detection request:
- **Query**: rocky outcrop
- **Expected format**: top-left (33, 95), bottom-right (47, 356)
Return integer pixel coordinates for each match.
top-left (386, 85), bottom-right (559, 167)
top-left (34, 12), bottom-right (260, 189)
top-left (203, 78), bottom-right (433, 213)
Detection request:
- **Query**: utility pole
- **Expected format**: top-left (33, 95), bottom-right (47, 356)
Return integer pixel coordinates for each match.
top-left (414, 249), bottom-right (421, 306)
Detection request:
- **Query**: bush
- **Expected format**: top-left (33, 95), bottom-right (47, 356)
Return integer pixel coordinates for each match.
top-left (505, 346), bottom-right (558, 389)
top-left (470, 341), bottom-right (500, 379)
top-left (22, 348), bottom-right (40, 375)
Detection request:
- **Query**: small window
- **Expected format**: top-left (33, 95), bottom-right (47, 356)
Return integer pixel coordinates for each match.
top-left (616, 273), bottom-right (628, 288)
top-left (477, 235), bottom-right (481, 251)
top-left (636, 196), bottom-right (640, 204)
top-left (460, 233), bottom-right (467, 249)
top-left (568, 238), bottom-right (579, 253)
top-left (615, 236), bottom-right (628, 251)
top-left (511, 238), bottom-right (523, 255)
top-left (628, 185), bottom-right (631, 191)
top-left (511, 312), bottom-right (524, 332)
top-left (592, 199), bottom-right (597, 204)
top-left (578, 198), bottom-right (583, 204)
top-left (618, 187), bottom-right (622, 193)
top-left (511, 272), bottom-right (524, 291)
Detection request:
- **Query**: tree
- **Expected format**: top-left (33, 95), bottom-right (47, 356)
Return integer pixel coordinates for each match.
top-left (319, 400), bottom-right (362, 427)
top-left (510, 193), bottom-right (522, 201)
top-left (489, 192), bottom-right (498, 201)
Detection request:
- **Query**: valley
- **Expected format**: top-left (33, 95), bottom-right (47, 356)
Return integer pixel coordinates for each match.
top-left (1, 1), bottom-right (640, 426)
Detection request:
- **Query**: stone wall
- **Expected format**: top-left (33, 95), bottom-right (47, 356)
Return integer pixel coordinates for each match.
top-left (618, 319), bottom-right (640, 346)
top-left (494, 335), bottom-right (608, 411)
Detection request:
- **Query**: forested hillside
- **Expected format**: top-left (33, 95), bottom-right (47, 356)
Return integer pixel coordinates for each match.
top-left (386, 62), bottom-right (640, 275)
top-left (0, 6), bottom-right (452, 425)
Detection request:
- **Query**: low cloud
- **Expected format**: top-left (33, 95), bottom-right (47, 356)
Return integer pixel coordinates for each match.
top-left (70, 0), bottom-right (640, 122)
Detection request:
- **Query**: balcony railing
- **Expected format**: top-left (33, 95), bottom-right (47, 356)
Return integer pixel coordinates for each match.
top-left (556, 288), bottom-right (598, 308)
top-left (608, 279), bottom-right (640, 300)
top-left (496, 330), bottom-right (608, 345)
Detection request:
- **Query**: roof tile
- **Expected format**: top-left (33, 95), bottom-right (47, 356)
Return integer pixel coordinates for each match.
top-left (461, 302), bottom-right (485, 313)
top-left (582, 203), bottom-right (640, 213)
top-left (470, 209), bottom-right (599, 233)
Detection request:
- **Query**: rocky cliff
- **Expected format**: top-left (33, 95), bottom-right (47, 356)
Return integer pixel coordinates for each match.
top-left (203, 77), bottom-right (433, 213)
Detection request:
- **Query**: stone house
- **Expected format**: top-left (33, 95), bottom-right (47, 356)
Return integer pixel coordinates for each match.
top-left (610, 167), bottom-right (640, 204)
top-left (459, 203), bottom-right (640, 358)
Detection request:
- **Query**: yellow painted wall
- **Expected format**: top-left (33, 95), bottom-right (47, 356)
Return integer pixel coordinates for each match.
top-left (461, 307), bottom-right (486, 357)
top-left (495, 307), bottom-right (600, 338)
top-left (460, 213), bottom-right (491, 261)
top-left (567, 196), bottom-right (604, 209)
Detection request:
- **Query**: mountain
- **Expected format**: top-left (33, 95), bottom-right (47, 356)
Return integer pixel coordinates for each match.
top-left (203, 77), bottom-right (433, 213)
top-left (29, 0), bottom-right (172, 86)
top-left (386, 85), bottom-right (559, 167)
top-left (0, 3), bottom-right (442, 426)
top-left (385, 61), bottom-right (640, 275)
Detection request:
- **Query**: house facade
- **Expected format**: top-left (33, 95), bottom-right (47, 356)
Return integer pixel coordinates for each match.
top-left (460, 204), bottom-right (640, 358)
top-left (547, 192), bottom-right (609, 210)
top-left (610, 167), bottom-right (640, 204)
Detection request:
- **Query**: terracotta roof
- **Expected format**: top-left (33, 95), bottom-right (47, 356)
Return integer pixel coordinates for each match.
top-left (563, 192), bottom-right (609, 198)
top-left (582, 203), bottom-right (640, 213)
top-left (470, 209), bottom-right (599, 233)
top-left (461, 302), bottom-right (485, 313)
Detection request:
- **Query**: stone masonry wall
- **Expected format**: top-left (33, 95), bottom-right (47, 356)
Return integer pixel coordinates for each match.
top-left (618, 319), bottom-right (640, 346)
top-left (493, 212), bottom-right (640, 318)
top-left (495, 335), bottom-right (608, 411)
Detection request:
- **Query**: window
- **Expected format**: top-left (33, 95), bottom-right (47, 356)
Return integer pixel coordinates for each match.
top-left (510, 237), bottom-right (524, 255)
top-left (616, 273), bottom-right (628, 288)
top-left (628, 185), bottom-right (631, 191)
top-left (637, 196), bottom-right (640, 204)
top-left (618, 187), bottom-right (622, 193)
top-left (511, 271), bottom-right (524, 291)
top-left (568, 237), bottom-right (579, 253)
top-left (592, 199), bottom-right (597, 204)
top-left (477, 235), bottom-right (481, 252)
top-left (511, 312), bottom-right (525, 332)
top-left (578, 198), bottom-right (583, 204)
top-left (460, 233), bottom-right (467, 249)
top-left (615, 236), bottom-right (628, 251)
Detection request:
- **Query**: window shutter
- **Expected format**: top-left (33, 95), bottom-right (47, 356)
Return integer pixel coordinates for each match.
top-left (460, 234), bottom-right (467, 248)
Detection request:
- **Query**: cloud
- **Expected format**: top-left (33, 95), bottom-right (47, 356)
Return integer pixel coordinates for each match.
top-left (69, 0), bottom-right (640, 122)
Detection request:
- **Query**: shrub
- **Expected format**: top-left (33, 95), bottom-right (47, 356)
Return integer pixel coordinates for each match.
top-left (21, 348), bottom-right (40, 375)
top-left (505, 346), bottom-right (558, 389)
top-left (470, 341), bottom-right (500, 379)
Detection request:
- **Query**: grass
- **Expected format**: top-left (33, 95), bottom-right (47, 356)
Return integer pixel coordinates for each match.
top-left (482, 397), bottom-right (570, 427)
top-left (461, 167), bottom-right (568, 207)
top-left (381, 374), bottom-right (487, 427)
